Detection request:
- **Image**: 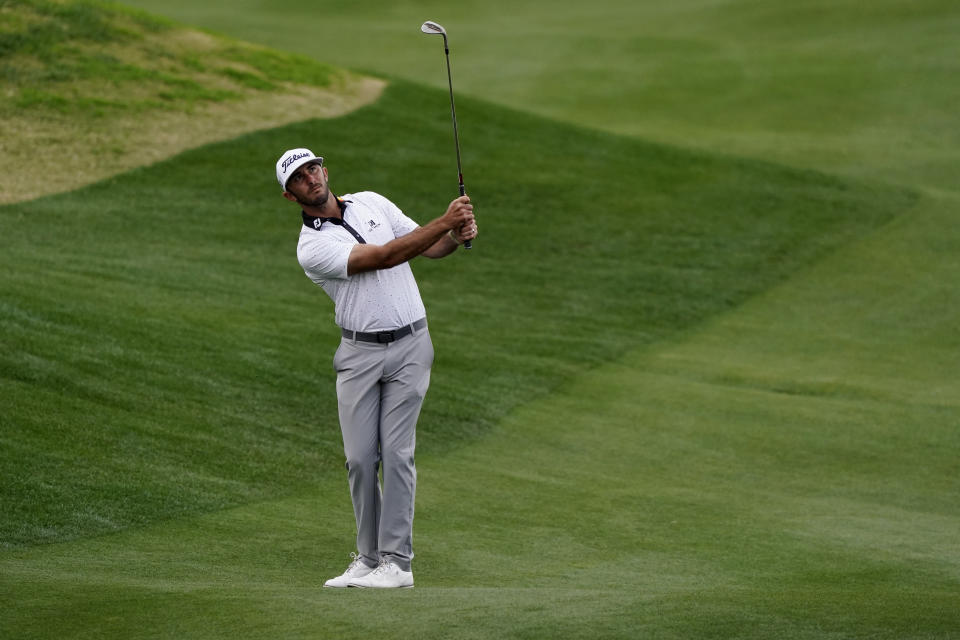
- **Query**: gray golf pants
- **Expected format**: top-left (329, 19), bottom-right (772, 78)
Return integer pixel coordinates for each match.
top-left (333, 324), bottom-right (433, 572)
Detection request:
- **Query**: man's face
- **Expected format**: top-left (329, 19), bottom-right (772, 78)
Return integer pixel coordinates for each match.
top-left (284, 161), bottom-right (329, 207)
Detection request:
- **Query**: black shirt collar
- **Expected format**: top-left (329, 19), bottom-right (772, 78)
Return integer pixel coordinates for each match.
top-left (301, 196), bottom-right (366, 244)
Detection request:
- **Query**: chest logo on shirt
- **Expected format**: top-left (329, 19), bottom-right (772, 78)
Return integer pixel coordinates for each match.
top-left (366, 219), bottom-right (381, 231)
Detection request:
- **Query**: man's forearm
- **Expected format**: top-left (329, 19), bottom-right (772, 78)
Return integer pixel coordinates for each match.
top-left (347, 218), bottom-right (451, 275)
top-left (421, 230), bottom-right (460, 259)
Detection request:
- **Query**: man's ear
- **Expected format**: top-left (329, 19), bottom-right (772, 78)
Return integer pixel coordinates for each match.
top-left (282, 190), bottom-right (297, 203)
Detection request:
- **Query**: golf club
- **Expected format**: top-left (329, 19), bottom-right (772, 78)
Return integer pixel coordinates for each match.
top-left (420, 20), bottom-right (472, 249)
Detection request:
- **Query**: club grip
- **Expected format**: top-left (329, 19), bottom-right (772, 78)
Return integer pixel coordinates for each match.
top-left (459, 182), bottom-right (472, 249)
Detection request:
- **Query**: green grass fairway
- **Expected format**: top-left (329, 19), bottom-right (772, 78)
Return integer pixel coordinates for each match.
top-left (3, 1), bottom-right (959, 638)
top-left (3, 80), bottom-right (904, 546)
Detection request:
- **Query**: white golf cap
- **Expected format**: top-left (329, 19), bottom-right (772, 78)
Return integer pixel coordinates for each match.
top-left (276, 148), bottom-right (323, 190)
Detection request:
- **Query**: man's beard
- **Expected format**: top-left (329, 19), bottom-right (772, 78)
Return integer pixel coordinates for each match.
top-left (296, 186), bottom-right (330, 208)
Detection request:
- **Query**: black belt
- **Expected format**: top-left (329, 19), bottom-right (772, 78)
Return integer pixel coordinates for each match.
top-left (341, 318), bottom-right (427, 344)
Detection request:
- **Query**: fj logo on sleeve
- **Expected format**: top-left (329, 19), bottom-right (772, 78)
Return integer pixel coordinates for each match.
top-left (367, 220), bottom-right (380, 231)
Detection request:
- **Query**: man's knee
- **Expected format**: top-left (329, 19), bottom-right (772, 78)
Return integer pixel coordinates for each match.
top-left (381, 447), bottom-right (415, 473)
top-left (345, 454), bottom-right (380, 478)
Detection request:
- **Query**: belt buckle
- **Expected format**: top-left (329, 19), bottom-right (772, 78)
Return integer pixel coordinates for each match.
top-left (376, 330), bottom-right (396, 343)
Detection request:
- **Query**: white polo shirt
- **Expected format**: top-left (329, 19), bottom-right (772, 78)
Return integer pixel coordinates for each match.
top-left (297, 191), bottom-right (427, 332)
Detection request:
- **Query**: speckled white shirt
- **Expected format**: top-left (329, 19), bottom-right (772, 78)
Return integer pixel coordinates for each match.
top-left (297, 191), bottom-right (426, 332)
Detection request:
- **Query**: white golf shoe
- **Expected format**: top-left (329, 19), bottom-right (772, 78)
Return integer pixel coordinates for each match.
top-left (348, 560), bottom-right (414, 589)
top-left (324, 553), bottom-right (375, 588)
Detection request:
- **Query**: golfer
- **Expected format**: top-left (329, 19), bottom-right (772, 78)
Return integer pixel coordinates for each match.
top-left (275, 148), bottom-right (477, 589)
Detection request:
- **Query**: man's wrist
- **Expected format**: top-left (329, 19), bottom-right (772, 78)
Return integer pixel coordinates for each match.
top-left (447, 229), bottom-right (462, 245)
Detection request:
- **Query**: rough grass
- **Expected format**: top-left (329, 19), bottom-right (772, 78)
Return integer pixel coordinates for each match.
top-left (0, 0), bottom-right (384, 203)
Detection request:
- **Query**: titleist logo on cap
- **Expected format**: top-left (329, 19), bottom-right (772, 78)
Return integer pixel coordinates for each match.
top-left (282, 152), bottom-right (311, 173)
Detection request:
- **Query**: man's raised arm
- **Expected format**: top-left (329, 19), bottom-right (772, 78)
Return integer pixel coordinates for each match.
top-left (347, 196), bottom-right (475, 275)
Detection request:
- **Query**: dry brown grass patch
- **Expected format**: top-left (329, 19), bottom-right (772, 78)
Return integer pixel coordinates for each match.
top-left (0, 75), bottom-right (384, 204)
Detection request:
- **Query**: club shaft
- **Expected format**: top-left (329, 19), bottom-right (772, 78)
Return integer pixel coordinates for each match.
top-left (442, 36), bottom-right (471, 248)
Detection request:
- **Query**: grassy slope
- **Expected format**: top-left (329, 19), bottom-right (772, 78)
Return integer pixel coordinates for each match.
top-left (0, 0), bottom-right (380, 203)
top-left (3, 1), bottom-right (959, 639)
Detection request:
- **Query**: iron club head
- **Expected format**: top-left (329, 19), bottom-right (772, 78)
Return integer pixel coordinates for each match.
top-left (420, 20), bottom-right (447, 36)
top-left (420, 18), bottom-right (472, 248)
